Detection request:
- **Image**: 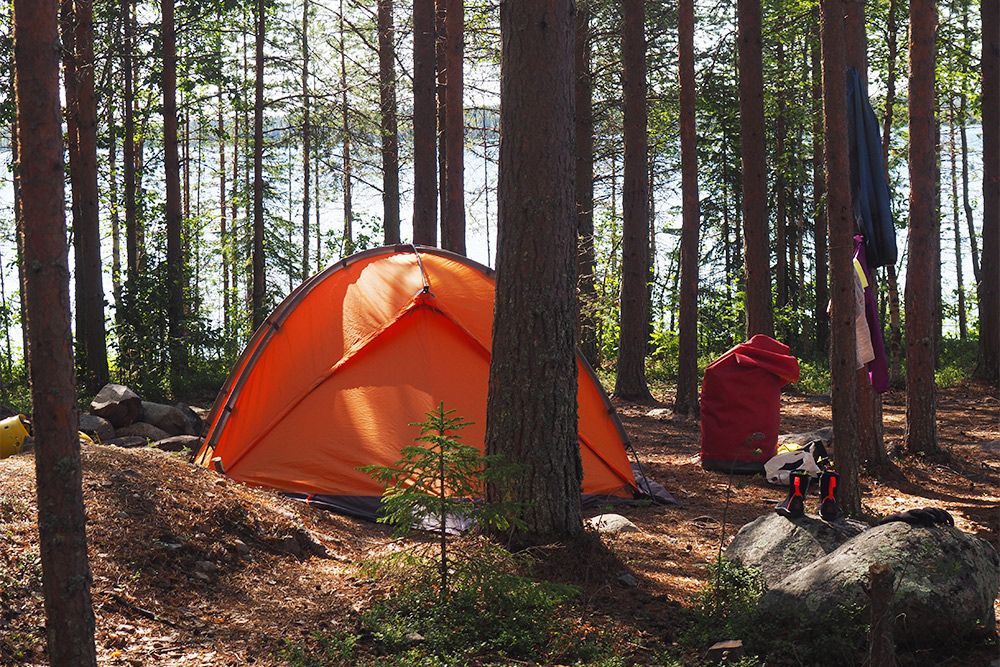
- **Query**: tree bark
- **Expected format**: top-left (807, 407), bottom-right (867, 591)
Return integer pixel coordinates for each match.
top-left (575, 2), bottom-right (599, 367)
top-left (738, 0), bottom-right (773, 338)
top-left (14, 1), bottom-right (98, 662)
top-left (378, 0), bottom-right (401, 245)
top-left (64, 0), bottom-right (110, 395)
top-left (302, 0), bottom-right (311, 278)
top-left (812, 8), bottom-right (829, 357)
top-left (163, 0), bottom-right (186, 385)
top-left (440, 0), bottom-right (465, 254)
top-left (975, 0), bottom-right (999, 383)
top-left (614, 0), bottom-right (653, 402)
top-left (775, 43), bottom-right (788, 313)
top-left (412, 0), bottom-right (437, 245)
top-left (822, 0), bottom-right (862, 516)
top-left (948, 98), bottom-right (967, 340)
top-left (675, 0), bottom-right (700, 418)
top-left (340, 0), bottom-right (353, 254)
top-left (252, 0), bottom-right (266, 328)
top-left (905, 0), bottom-right (940, 455)
top-left (486, 0), bottom-right (582, 543)
top-left (123, 0), bottom-right (138, 281)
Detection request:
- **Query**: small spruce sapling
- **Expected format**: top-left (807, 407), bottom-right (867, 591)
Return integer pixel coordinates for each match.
top-left (359, 401), bottom-right (523, 597)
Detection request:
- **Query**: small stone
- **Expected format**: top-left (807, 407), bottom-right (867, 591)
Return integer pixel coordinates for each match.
top-left (233, 539), bottom-right (251, 557)
top-left (706, 639), bottom-right (744, 664)
top-left (616, 573), bottom-right (638, 588)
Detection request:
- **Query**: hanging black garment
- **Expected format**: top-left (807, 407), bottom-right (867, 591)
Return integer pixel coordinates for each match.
top-left (847, 67), bottom-right (898, 269)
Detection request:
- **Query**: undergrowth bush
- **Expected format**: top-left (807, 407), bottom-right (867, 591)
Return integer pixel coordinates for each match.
top-left (282, 539), bottom-right (630, 666)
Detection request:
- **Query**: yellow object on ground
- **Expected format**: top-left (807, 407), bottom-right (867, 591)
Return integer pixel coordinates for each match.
top-left (0, 415), bottom-right (31, 458)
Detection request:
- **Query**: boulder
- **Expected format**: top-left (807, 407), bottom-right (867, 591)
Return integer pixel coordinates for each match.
top-left (140, 401), bottom-right (190, 436)
top-left (726, 512), bottom-right (867, 588)
top-left (174, 403), bottom-right (206, 436)
top-left (114, 422), bottom-right (171, 444)
top-left (587, 513), bottom-right (640, 534)
top-left (777, 426), bottom-right (833, 449)
top-left (756, 521), bottom-right (1000, 649)
top-left (153, 435), bottom-right (203, 452)
top-left (105, 436), bottom-right (148, 448)
top-left (91, 384), bottom-right (142, 428)
top-left (79, 414), bottom-right (115, 444)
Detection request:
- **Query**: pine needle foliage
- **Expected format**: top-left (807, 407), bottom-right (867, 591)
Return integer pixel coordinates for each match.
top-left (360, 402), bottom-right (524, 597)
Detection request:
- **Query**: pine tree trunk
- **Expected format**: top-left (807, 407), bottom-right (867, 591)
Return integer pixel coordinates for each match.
top-left (614, 0), bottom-right (653, 402)
top-left (14, 2), bottom-right (98, 662)
top-left (252, 0), bottom-right (266, 328)
top-left (163, 0), bottom-right (186, 384)
top-left (302, 0), bottom-right (311, 279)
top-left (948, 98), bottom-right (967, 339)
top-left (441, 0), bottom-right (465, 255)
top-left (775, 43), bottom-right (788, 313)
top-left (378, 0), bottom-right (401, 245)
top-left (822, 0), bottom-right (862, 515)
top-left (905, 0), bottom-right (940, 455)
top-left (575, 2), bottom-right (599, 367)
top-left (340, 0), bottom-right (353, 254)
top-left (675, 0), bottom-right (700, 418)
top-left (975, 0), bottom-right (999, 383)
top-left (123, 0), bottom-right (138, 282)
top-left (811, 8), bottom-right (829, 357)
top-left (486, 0), bottom-right (582, 544)
top-left (412, 0), bottom-right (437, 245)
top-left (738, 0), bottom-right (773, 338)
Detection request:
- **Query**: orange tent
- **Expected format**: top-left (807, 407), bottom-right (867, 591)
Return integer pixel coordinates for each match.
top-left (195, 246), bottom-right (647, 519)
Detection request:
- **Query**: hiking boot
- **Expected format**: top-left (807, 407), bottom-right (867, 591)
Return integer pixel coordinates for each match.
top-left (775, 470), bottom-right (810, 519)
top-left (819, 471), bottom-right (843, 522)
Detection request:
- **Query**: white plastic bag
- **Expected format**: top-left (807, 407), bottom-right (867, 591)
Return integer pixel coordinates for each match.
top-left (765, 450), bottom-right (821, 486)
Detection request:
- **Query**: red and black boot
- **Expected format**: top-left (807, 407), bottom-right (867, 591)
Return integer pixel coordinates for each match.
top-left (775, 470), bottom-right (810, 519)
top-left (819, 471), bottom-right (843, 522)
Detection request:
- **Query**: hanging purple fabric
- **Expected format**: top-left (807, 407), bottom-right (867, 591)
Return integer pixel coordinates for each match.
top-left (854, 235), bottom-right (889, 393)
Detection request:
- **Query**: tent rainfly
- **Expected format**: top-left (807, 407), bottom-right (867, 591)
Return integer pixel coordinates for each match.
top-left (195, 246), bottom-right (661, 520)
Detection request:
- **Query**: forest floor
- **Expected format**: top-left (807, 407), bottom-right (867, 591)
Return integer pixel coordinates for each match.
top-left (0, 380), bottom-right (998, 666)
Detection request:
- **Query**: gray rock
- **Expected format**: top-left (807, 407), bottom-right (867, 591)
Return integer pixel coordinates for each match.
top-left (153, 435), bottom-right (202, 452)
top-left (114, 422), bottom-right (170, 443)
top-left (91, 384), bottom-right (142, 428)
top-left (777, 426), bottom-right (833, 448)
top-left (616, 573), bottom-right (638, 588)
top-left (726, 512), bottom-right (867, 588)
top-left (140, 401), bottom-right (190, 436)
top-left (78, 414), bottom-right (115, 444)
top-left (587, 513), bottom-right (640, 534)
top-left (232, 539), bottom-right (251, 558)
top-left (757, 521), bottom-right (1000, 648)
top-left (105, 436), bottom-right (148, 448)
top-left (174, 403), bottom-right (206, 436)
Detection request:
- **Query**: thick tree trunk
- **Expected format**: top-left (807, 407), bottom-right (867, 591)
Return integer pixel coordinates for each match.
top-left (441, 0), bottom-right (465, 254)
top-left (821, 0), bottom-right (862, 516)
top-left (378, 0), bottom-right (401, 245)
top-left (614, 0), bottom-right (653, 402)
top-left (738, 0), bottom-right (773, 338)
top-left (163, 0), bottom-right (186, 384)
top-left (675, 0), bottom-right (700, 418)
top-left (64, 0), bottom-right (109, 395)
top-left (575, 2), bottom-right (599, 367)
top-left (845, 0), bottom-right (887, 470)
top-left (14, 2), bottom-right (98, 662)
top-left (905, 0), bottom-right (940, 454)
top-left (252, 0), bottom-right (266, 328)
top-left (975, 0), bottom-right (999, 383)
top-left (412, 0), bottom-right (437, 245)
top-left (486, 0), bottom-right (582, 543)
